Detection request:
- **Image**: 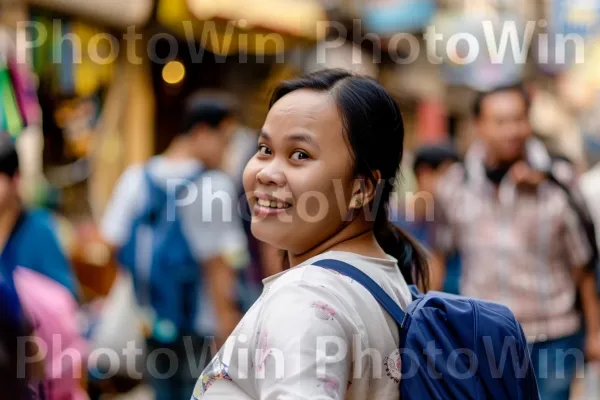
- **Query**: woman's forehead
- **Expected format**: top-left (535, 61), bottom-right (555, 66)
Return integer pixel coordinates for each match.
top-left (264, 90), bottom-right (341, 133)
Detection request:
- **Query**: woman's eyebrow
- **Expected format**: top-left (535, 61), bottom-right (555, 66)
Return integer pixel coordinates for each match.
top-left (259, 130), bottom-right (320, 150)
top-left (286, 133), bottom-right (320, 150)
top-left (258, 131), bottom-right (271, 140)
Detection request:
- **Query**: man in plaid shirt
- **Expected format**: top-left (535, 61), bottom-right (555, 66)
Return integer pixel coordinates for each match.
top-left (432, 84), bottom-right (600, 400)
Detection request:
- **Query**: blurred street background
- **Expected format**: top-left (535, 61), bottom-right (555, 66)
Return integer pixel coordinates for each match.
top-left (2, 0), bottom-right (600, 398)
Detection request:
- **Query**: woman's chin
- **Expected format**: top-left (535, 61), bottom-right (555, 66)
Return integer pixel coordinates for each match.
top-left (250, 221), bottom-right (292, 250)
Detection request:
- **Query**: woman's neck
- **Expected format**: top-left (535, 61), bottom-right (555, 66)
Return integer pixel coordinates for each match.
top-left (288, 217), bottom-right (386, 267)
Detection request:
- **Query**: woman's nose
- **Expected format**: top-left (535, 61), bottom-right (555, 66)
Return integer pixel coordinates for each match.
top-left (256, 164), bottom-right (286, 187)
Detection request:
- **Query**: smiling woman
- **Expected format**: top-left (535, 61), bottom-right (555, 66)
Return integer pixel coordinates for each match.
top-left (192, 69), bottom-right (428, 400)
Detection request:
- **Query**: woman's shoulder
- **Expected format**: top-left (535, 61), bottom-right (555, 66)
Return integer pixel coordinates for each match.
top-left (262, 262), bottom-right (356, 301)
top-left (256, 263), bottom-right (369, 327)
top-left (261, 253), bottom-right (410, 321)
top-left (260, 265), bottom-right (346, 305)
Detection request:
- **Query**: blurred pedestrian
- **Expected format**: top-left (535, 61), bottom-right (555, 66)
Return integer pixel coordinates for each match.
top-left (432, 84), bottom-right (600, 400)
top-left (393, 143), bottom-right (462, 294)
top-left (0, 135), bottom-right (78, 297)
top-left (101, 92), bottom-right (250, 399)
top-left (0, 134), bottom-right (87, 398)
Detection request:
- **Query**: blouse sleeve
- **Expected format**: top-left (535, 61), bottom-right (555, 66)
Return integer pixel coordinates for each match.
top-left (253, 281), bottom-right (358, 400)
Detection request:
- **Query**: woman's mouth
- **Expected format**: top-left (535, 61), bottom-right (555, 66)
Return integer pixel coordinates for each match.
top-left (253, 196), bottom-right (292, 217)
top-left (256, 199), bottom-right (291, 209)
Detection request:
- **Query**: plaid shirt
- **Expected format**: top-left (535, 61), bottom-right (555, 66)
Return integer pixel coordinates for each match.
top-left (435, 139), bottom-right (593, 342)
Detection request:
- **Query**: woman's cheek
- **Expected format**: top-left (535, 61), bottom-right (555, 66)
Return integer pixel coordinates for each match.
top-left (242, 158), bottom-right (258, 193)
top-left (292, 181), bottom-right (334, 224)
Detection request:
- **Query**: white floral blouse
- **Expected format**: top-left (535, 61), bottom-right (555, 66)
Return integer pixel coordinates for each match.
top-left (192, 251), bottom-right (412, 399)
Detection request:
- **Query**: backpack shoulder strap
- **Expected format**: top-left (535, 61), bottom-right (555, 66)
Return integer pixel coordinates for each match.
top-left (187, 166), bottom-right (206, 183)
top-left (312, 259), bottom-right (408, 327)
top-left (143, 164), bottom-right (206, 193)
top-left (142, 165), bottom-right (162, 193)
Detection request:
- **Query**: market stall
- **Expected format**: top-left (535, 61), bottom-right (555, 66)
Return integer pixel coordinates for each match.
top-left (158, 0), bottom-right (327, 55)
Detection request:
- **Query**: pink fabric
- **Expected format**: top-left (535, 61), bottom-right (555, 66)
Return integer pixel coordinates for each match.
top-left (13, 267), bottom-right (88, 400)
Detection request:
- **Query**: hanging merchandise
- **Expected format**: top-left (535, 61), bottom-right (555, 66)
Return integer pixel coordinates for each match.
top-left (0, 64), bottom-right (24, 140)
top-left (0, 20), bottom-right (42, 139)
top-left (362, 0), bottom-right (437, 35)
top-left (8, 58), bottom-right (42, 127)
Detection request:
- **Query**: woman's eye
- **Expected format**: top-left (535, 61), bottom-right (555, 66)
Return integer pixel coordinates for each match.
top-left (291, 150), bottom-right (309, 160)
top-left (257, 144), bottom-right (272, 156)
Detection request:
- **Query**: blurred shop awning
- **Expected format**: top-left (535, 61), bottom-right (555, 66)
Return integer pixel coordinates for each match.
top-left (27, 0), bottom-right (153, 28)
top-left (303, 42), bottom-right (379, 78)
top-left (361, 0), bottom-right (436, 36)
top-left (157, 0), bottom-right (328, 55)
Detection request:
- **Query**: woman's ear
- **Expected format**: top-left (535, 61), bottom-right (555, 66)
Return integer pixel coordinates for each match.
top-left (349, 170), bottom-right (382, 210)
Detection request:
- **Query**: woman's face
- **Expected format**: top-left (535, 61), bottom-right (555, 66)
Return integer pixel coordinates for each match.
top-left (243, 89), bottom-right (356, 254)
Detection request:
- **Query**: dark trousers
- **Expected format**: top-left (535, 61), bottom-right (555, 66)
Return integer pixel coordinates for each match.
top-left (528, 331), bottom-right (584, 400)
top-left (145, 334), bottom-right (214, 400)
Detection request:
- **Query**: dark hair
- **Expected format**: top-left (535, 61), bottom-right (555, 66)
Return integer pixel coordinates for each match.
top-left (412, 143), bottom-right (460, 173)
top-left (180, 91), bottom-right (240, 134)
top-left (0, 135), bottom-right (19, 178)
top-left (472, 83), bottom-right (530, 119)
top-left (269, 69), bottom-right (429, 290)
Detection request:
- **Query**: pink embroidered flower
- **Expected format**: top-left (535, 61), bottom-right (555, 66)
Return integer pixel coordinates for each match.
top-left (255, 330), bottom-right (274, 371)
top-left (384, 349), bottom-right (402, 383)
top-left (318, 376), bottom-right (341, 397)
top-left (312, 301), bottom-right (336, 320)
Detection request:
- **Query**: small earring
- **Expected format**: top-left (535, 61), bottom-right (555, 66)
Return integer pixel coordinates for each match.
top-left (355, 197), bottom-right (362, 208)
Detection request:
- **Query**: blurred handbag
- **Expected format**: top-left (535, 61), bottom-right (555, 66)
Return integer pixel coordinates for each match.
top-left (13, 266), bottom-right (89, 400)
top-left (86, 270), bottom-right (146, 377)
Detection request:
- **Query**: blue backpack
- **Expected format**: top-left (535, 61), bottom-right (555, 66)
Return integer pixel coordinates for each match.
top-left (313, 259), bottom-right (540, 400)
top-left (118, 167), bottom-right (205, 344)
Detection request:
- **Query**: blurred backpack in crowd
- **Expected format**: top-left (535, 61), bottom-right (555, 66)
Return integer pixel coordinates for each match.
top-left (117, 167), bottom-right (205, 344)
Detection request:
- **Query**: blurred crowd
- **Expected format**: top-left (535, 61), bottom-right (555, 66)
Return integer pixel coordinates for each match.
top-left (2, 0), bottom-right (600, 399)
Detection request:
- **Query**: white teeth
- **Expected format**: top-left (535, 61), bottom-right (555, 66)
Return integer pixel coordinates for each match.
top-left (257, 198), bottom-right (290, 209)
